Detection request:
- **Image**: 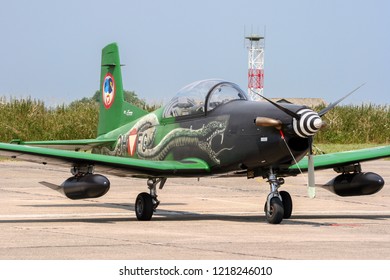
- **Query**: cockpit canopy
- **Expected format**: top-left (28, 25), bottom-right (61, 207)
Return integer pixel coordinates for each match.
top-left (163, 79), bottom-right (248, 118)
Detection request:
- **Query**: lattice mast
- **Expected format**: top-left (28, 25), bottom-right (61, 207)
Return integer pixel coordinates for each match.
top-left (246, 35), bottom-right (265, 100)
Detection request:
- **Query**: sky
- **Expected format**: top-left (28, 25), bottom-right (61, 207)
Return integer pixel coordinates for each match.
top-left (0, 0), bottom-right (389, 106)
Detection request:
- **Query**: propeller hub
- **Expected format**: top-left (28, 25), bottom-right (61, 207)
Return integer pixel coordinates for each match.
top-left (313, 118), bottom-right (323, 129)
top-left (292, 108), bottom-right (323, 138)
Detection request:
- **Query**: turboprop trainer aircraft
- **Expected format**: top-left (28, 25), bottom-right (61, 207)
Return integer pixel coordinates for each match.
top-left (0, 43), bottom-right (389, 224)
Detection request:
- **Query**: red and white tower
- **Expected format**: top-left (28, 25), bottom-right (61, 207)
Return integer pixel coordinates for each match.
top-left (246, 35), bottom-right (265, 100)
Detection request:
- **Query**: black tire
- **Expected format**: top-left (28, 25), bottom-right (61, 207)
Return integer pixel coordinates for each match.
top-left (135, 192), bottom-right (154, 221)
top-left (265, 197), bottom-right (284, 224)
top-left (280, 191), bottom-right (293, 219)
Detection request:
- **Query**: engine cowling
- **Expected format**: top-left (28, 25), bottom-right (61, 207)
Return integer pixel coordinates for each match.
top-left (60, 174), bottom-right (110, 200)
top-left (323, 172), bottom-right (384, 197)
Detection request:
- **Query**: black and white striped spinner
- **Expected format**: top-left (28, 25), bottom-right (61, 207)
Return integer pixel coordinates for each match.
top-left (292, 108), bottom-right (323, 138)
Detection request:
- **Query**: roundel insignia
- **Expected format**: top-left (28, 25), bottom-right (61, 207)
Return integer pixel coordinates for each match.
top-left (128, 128), bottom-right (138, 156)
top-left (102, 73), bottom-right (115, 109)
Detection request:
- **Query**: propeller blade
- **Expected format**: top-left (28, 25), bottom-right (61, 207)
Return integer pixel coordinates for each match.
top-left (255, 117), bottom-right (282, 130)
top-left (318, 83), bottom-right (366, 117)
top-left (250, 90), bottom-right (300, 119)
top-left (307, 153), bottom-right (316, 198)
top-left (307, 137), bottom-right (316, 198)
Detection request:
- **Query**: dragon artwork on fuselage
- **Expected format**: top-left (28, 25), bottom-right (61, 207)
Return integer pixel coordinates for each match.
top-left (98, 80), bottom-right (242, 165)
top-left (101, 112), bottom-right (233, 165)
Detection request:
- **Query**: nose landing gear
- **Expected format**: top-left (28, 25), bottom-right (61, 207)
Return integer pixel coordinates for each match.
top-left (264, 168), bottom-right (293, 224)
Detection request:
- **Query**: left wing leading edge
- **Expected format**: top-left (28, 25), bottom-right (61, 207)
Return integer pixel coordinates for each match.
top-left (290, 145), bottom-right (390, 172)
top-left (10, 138), bottom-right (117, 152)
top-left (0, 142), bottom-right (210, 177)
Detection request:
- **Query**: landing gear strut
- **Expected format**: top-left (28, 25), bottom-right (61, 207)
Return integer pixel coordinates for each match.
top-left (264, 168), bottom-right (293, 224)
top-left (135, 178), bottom-right (166, 221)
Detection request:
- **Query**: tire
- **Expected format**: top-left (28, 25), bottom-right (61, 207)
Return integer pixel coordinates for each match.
top-left (135, 192), bottom-right (154, 221)
top-left (280, 191), bottom-right (293, 219)
top-left (265, 197), bottom-right (284, 224)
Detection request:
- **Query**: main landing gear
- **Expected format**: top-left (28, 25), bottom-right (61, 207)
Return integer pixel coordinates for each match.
top-left (133, 172), bottom-right (292, 224)
top-left (264, 168), bottom-right (293, 224)
top-left (135, 178), bottom-right (166, 221)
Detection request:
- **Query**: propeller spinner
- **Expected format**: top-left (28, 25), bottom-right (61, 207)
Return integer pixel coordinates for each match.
top-left (292, 108), bottom-right (324, 138)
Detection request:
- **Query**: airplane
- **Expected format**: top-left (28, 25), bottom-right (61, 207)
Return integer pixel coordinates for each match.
top-left (0, 42), bottom-right (389, 224)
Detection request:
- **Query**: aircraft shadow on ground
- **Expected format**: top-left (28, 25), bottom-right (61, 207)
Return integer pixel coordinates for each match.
top-left (1, 202), bottom-right (390, 226)
top-left (0, 215), bottom-right (389, 227)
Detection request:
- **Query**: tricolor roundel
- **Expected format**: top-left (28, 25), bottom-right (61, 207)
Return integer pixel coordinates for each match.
top-left (128, 128), bottom-right (138, 156)
top-left (102, 73), bottom-right (115, 109)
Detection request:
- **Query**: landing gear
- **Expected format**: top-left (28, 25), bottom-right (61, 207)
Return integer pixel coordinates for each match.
top-left (265, 197), bottom-right (284, 224)
top-left (280, 190), bottom-right (293, 219)
top-left (135, 177), bottom-right (166, 221)
top-left (135, 192), bottom-right (154, 220)
top-left (264, 168), bottom-right (293, 224)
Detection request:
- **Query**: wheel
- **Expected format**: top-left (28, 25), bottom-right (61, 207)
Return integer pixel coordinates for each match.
top-left (280, 191), bottom-right (293, 219)
top-left (135, 192), bottom-right (154, 221)
top-left (265, 197), bottom-right (284, 224)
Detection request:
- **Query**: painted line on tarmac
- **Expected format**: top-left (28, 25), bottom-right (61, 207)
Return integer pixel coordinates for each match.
top-left (293, 210), bottom-right (390, 215)
top-left (0, 210), bottom-right (257, 219)
top-left (196, 197), bottom-right (259, 206)
top-left (0, 212), bottom-right (131, 219)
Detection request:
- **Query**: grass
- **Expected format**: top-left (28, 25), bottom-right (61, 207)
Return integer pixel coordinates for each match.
top-left (0, 97), bottom-right (389, 147)
top-left (314, 104), bottom-right (390, 144)
top-left (0, 97), bottom-right (98, 142)
top-left (313, 143), bottom-right (382, 154)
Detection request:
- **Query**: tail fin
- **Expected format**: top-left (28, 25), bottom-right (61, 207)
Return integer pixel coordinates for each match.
top-left (97, 43), bottom-right (147, 136)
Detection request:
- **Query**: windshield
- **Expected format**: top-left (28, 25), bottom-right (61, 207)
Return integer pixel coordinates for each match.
top-left (163, 79), bottom-right (247, 118)
top-left (207, 83), bottom-right (247, 111)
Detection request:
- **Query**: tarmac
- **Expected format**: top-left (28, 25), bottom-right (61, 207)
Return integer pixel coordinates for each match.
top-left (0, 159), bottom-right (389, 260)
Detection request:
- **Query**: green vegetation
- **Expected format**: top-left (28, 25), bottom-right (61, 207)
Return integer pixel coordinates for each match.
top-left (0, 97), bottom-right (98, 141)
top-left (0, 90), bottom-right (162, 142)
top-left (313, 143), bottom-right (382, 154)
top-left (0, 95), bottom-right (389, 145)
top-left (314, 104), bottom-right (390, 144)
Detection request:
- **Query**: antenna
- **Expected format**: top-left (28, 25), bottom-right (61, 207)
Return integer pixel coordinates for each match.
top-left (245, 33), bottom-right (265, 100)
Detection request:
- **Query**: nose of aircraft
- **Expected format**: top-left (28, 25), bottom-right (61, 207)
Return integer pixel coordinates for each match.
top-left (292, 108), bottom-right (324, 138)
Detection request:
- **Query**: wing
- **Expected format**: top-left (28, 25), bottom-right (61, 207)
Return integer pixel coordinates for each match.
top-left (289, 145), bottom-right (390, 172)
top-left (0, 142), bottom-right (210, 177)
top-left (10, 138), bottom-right (117, 151)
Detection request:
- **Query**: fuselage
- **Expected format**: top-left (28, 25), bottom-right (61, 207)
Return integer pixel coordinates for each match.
top-left (96, 80), bottom-right (312, 177)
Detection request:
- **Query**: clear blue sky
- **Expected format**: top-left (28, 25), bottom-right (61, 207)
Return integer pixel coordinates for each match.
top-left (1, 0), bottom-right (389, 105)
